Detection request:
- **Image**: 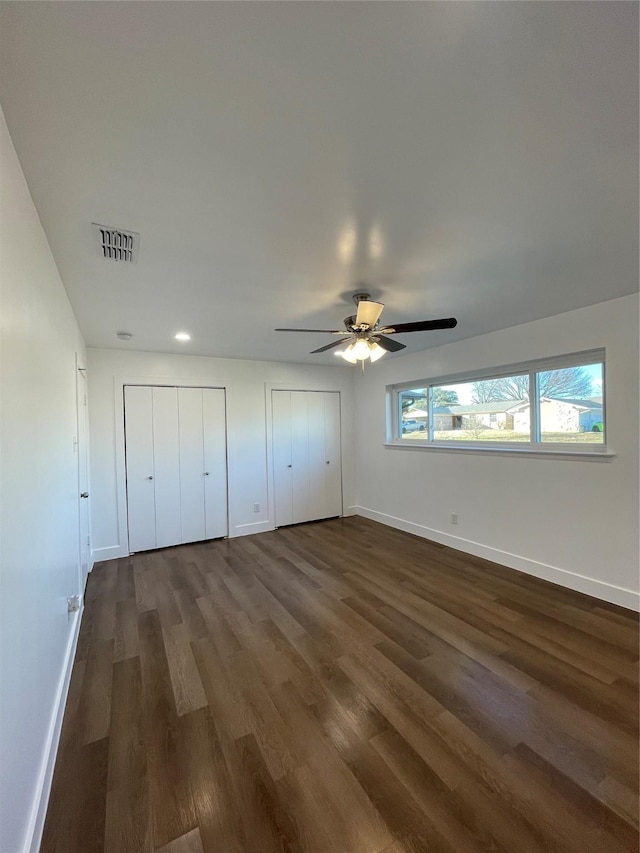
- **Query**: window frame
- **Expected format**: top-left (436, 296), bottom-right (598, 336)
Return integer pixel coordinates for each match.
top-left (388, 349), bottom-right (609, 456)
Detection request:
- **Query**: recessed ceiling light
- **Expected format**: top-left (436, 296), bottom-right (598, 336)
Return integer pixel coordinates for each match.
top-left (116, 331), bottom-right (133, 341)
top-left (174, 332), bottom-right (191, 342)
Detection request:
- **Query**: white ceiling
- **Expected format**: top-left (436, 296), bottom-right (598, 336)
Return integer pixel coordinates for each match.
top-left (1, 2), bottom-right (637, 364)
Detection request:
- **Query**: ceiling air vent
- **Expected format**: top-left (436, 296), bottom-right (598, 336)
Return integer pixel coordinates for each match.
top-left (92, 223), bottom-right (140, 263)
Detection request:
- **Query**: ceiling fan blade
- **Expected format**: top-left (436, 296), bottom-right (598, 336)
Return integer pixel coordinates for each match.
top-left (373, 335), bottom-right (406, 353)
top-left (378, 318), bottom-right (458, 334)
top-left (275, 328), bottom-right (347, 334)
top-left (355, 299), bottom-right (384, 328)
top-left (310, 337), bottom-right (352, 354)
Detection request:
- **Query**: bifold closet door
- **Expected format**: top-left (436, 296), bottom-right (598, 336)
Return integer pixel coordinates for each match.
top-left (125, 386), bottom-right (156, 552)
top-left (272, 390), bottom-right (294, 526)
top-left (272, 390), bottom-right (342, 527)
top-left (322, 390), bottom-right (342, 518)
top-left (125, 385), bottom-right (227, 552)
top-left (153, 387), bottom-right (182, 548)
top-left (203, 389), bottom-right (228, 539)
top-left (178, 388), bottom-right (207, 544)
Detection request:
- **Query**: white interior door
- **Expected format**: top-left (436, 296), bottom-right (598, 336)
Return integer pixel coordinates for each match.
top-left (125, 384), bottom-right (228, 552)
top-left (125, 386), bottom-right (157, 552)
top-left (152, 387), bottom-right (182, 548)
top-left (76, 367), bottom-right (91, 591)
top-left (178, 388), bottom-right (206, 544)
top-left (323, 391), bottom-right (343, 518)
top-left (272, 390), bottom-right (293, 526)
top-left (307, 392), bottom-right (328, 521)
top-left (291, 391), bottom-right (311, 524)
top-left (203, 388), bottom-right (228, 539)
top-left (272, 389), bottom-right (342, 527)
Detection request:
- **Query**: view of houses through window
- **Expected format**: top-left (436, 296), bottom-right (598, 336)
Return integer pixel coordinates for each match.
top-left (396, 357), bottom-right (604, 447)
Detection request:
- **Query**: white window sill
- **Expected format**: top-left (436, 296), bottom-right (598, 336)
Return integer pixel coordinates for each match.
top-left (384, 441), bottom-right (615, 461)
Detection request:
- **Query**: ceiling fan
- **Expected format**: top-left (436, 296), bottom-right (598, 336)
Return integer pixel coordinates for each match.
top-left (275, 293), bottom-right (457, 364)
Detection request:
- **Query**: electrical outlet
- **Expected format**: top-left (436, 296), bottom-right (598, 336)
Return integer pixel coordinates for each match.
top-left (253, 502), bottom-right (261, 513)
top-left (450, 512), bottom-right (458, 525)
top-left (67, 594), bottom-right (81, 614)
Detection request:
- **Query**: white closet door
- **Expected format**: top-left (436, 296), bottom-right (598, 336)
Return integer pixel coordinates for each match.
top-left (291, 391), bottom-right (311, 524)
top-left (125, 386), bottom-right (156, 552)
top-left (323, 391), bottom-right (343, 518)
top-left (152, 387), bottom-right (182, 548)
top-left (272, 390), bottom-right (293, 526)
top-left (203, 388), bottom-right (228, 539)
top-left (307, 392), bottom-right (328, 521)
top-left (178, 388), bottom-right (206, 543)
top-left (272, 389), bottom-right (343, 527)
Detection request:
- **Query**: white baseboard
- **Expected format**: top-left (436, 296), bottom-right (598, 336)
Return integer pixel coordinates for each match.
top-left (353, 506), bottom-right (639, 612)
top-left (24, 606), bottom-right (83, 853)
top-left (92, 544), bottom-right (128, 563)
top-left (231, 520), bottom-right (275, 538)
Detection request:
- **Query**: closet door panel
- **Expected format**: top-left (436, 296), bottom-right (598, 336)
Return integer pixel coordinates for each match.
top-left (178, 388), bottom-right (206, 543)
top-left (272, 390), bottom-right (293, 526)
top-left (307, 392), bottom-right (327, 521)
top-left (125, 386), bottom-right (156, 552)
top-left (323, 392), bottom-right (343, 518)
top-left (291, 391), bottom-right (311, 524)
top-left (152, 387), bottom-right (182, 548)
top-left (203, 388), bottom-right (228, 539)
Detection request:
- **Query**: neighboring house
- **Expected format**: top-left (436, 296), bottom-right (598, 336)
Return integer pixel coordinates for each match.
top-left (432, 398), bottom-right (602, 433)
top-left (433, 401), bottom-right (525, 431)
top-left (509, 398), bottom-right (603, 433)
top-left (403, 407), bottom-right (428, 423)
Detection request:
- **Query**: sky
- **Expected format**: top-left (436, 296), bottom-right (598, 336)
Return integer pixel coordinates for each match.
top-left (409, 363), bottom-right (603, 406)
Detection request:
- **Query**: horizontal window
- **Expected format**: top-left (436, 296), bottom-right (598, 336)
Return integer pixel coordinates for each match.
top-left (391, 350), bottom-right (606, 452)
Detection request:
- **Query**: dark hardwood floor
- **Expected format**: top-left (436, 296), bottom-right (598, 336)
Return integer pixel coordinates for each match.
top-left (42, 517), bottom-right (639, 853)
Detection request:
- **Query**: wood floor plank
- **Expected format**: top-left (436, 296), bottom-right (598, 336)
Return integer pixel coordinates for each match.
top-left (114, 596), bottom-right (140, 662)
top-left (155, 827), bottom-right (205, 853)
top-left (138, 610), bottom-right (197, 848)
top-left (179, 707), bottom-right (246, 853)
top-left (42, 517), bottom-right (640, 853)
top-left (107, 656), bottom-right (146, 791)
top-left (75, 637), bottom-right (114, 744)
top-left (104, 779), bottom-right (153, 853)
top-left (162, 622), bottom-right (207, 716)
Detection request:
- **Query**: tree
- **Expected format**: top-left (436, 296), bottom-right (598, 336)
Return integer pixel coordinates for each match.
top-left (401, 388), bottom-right (459, 412)
top-left (472, 367), bottom-right (593, 403)
top-left (400, 391), bottom-right (426, 412)
top-left (464, 414), bottom-right (487, 439)
top-left (432, 388), bottom-right (459, 406)
top-left (471, 379), bottom-right (503, 404)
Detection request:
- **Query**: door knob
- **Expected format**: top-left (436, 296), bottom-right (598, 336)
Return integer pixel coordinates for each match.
top-left (80, 492), bottom-right (89, 498)
top-left (146, 476), bottom-right (153, 480)
top-left (326, 461), bottom-right (330, 464)
top-left (204, 472), bottom-right (210, 476)
top-left (287, 464), bottom-right (292, 468)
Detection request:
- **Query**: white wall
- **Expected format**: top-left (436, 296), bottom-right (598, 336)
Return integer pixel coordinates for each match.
top-left (0, 110), bottom-right (87, 853)
top-left (353, 295), bottom-right (639, 610)
top-left (87, 348), bottom-right (355, 559)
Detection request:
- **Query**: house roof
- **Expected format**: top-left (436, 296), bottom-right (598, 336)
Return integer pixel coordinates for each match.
top-left (444, 401), bottom-right (526, 416)
top-left (546, 397), bottom-right (602, 409)
top-left (434, 397), bottom-right (603, 417)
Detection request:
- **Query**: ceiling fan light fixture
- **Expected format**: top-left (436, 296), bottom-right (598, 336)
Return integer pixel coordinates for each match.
top-left (351, 338), bottom-right (372, 360)
top-left (368, 341), bottom-right (386, 362)
top-left (338, 339), bottom-right (387, 364)
top-left (339, 343), bottom-right (358, 363)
